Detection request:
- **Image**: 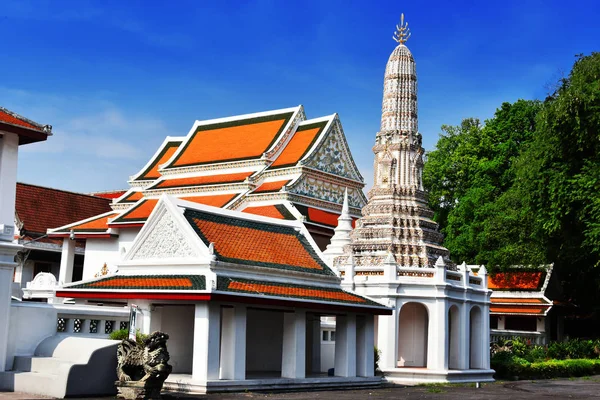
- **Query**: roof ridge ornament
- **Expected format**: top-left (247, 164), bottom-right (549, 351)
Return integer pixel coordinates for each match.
top-left (393, 13), bottom-right (411, 44)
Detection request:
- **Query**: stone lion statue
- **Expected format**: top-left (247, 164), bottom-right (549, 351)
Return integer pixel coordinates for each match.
top-left (116, 331), bottom-right (172, 399)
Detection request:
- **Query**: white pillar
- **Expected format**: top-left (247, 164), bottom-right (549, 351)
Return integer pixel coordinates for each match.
top-left (282, 310), bottom-right (306, 379)
top-left (334, 313), bottom-right (357, 377)
top-left (427, 300), bottom-right (448, 370)
top-left (306, 314), bottom-right (321, 374)
top-left (356, 315), bottom-right (375, 377)
top-left (0, 132), bottom-right (19, 242)
top-left (220, 305), bottom-right (246, 380)
top-left (497, 316), bottom-right (505, 330)
top-left (481, 305), bottom-right (491, 369)
top-left (459, 303), bottom-right (470, 370)
top-left (58, 238), bottom-right (75, 284)
top-left (192, 303), bottom-right (221, 382)
top-left (377, 308), bottom-right (397, 369)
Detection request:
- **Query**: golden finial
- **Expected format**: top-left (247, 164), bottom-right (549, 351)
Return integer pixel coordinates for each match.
top-left (393, 13), bottom-right (411, 44)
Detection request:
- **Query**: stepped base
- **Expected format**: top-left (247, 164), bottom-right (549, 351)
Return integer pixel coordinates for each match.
top-left (382, 368), bottom-right (495, 384)
top-left (164, 374), bottom-right (382, 394)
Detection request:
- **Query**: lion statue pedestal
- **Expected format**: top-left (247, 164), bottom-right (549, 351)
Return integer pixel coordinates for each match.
top-left (115, 331), bottom-right (172, 400)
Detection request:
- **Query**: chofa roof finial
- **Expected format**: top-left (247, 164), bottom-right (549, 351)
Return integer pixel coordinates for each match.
top-left (393, 13), bottom-right (411, 44)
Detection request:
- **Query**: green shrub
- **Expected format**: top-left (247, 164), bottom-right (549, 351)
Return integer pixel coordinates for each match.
top-left (492, 355), bottom-right (600, 380)
top-left (374, 346), bottom-right (381, 375)
top-left (108, 328), bottom-right (148, 345)
top-left (525, 345), bottom-right (548, 363)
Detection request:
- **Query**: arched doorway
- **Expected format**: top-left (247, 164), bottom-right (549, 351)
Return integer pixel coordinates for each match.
top-left (470, 306), bottom-right (483, 369)
top-left (448, 305), bottom-right (460, 369)
top-left (398, 302), bottom-right (428, 367)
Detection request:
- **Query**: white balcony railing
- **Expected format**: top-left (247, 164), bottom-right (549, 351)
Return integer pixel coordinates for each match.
top-left (490, 329), bottom-right (547, 345)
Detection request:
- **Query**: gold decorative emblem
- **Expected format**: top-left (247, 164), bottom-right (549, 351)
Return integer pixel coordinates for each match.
top-left (393, 13), bottom-right (411, 44)
top-left (95, 263), bottom-right (109, 278)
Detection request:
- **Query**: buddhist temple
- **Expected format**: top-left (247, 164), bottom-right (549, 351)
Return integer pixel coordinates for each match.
top-left (46, 106), bottom-right (366, 284)
top-left (326, 15), bottom-right (494, 383)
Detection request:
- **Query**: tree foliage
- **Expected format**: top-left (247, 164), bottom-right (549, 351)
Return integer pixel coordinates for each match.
top-left (424, 52), bottom-right (600, 310)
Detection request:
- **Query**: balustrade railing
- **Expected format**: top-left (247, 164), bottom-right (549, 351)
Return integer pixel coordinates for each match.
top-left (490, 329), bottom-right (547, 345)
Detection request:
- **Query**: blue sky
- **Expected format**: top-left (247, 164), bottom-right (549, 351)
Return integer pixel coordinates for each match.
top-left (2, 0), bottom-right (599, 193)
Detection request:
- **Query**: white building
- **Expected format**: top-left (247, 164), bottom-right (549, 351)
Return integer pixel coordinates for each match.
top-left (0, 107), bottom-right (51, 371)
top-left (324, 15), bottom-right (494, 383)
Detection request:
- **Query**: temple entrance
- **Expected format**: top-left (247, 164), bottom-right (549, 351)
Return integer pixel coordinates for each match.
top-left (470, 306), bottom-right (483, 369)
top-left (245, 308), bottom-right (284, 377)
top-left (398, 302), bottom-right (428, 367)
top-left (448, 305), bottom-right (460, 369)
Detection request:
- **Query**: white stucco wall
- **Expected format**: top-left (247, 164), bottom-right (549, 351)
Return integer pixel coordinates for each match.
top-left (82, 229), bottom-right (139, 280)
top-left (246, 309), bottom-right (283, 372)
top-left (159, 305), bottom-right (195, 374)
top-left (5, 302), bottom-right (57, 370)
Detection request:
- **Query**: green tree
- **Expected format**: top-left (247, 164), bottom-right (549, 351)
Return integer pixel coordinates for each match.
top-left (516, 53), bottom-right (600, 308)
top-left (423, 100), bottom-right (541, 264)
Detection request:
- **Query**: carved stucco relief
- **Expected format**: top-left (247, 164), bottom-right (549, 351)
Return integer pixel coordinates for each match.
top-left (130, 211), bottom-right (197, 260)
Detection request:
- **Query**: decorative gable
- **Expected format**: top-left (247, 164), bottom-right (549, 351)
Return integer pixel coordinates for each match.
top-left (301, 118), bottom-right (363, 182)
top-left (128, 207), bottom-right (199, 260)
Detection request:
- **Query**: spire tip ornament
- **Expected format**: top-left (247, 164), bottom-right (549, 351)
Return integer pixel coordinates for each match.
top-left (393, 13), bottom-right (411, 44)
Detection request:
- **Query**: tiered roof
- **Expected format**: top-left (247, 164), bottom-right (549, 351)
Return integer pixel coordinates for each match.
top-left (49, 106), bottom-right (366, 242)
top-left (57, 197), bottom-right (389, 313)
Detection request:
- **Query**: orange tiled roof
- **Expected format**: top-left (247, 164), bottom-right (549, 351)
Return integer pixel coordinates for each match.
top-left (490, 306), bottom-right (548, 315)
top-left (134, 141), bottom-right (182, 181)
top-left (295, 204), bottom-right (348, 228)
top-left (488, 271), bottom-right (546, 291)
top-left (166, 112), bottom-right (294, 168)
top-left (65, 275), bottom-right (206, 290)
top-left (51, 212), bottom-right (119, 235)
top-left (180, 193), bottom-right (239, 208)
top-left (89, 190), bottom-right (127, 199)
top-left (242, 204), bottom-right (296, 220)
top-left (491, 298), bottom-right (547, 304)
top-left (0, 107), bottom-right (44, 131)
top-left (253, 179), bottom-right (291, 193)
top-left (111, 199), bottom-right (159, 224)
top-left (270, 122), bottom-right (326, 168)
top-left (184, 208), bottom-right (334, 276)
top-left (118, 191), bottom-right (144, 204)
top-left (150, 172), bottom-right (254, 190)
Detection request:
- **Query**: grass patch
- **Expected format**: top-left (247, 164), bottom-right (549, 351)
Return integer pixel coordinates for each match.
top-left (426, 387), bottom-right (445, 393)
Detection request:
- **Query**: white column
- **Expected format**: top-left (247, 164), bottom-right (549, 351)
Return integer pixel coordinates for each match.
top-left (356, 315), bottom-right (375, 377)
top-left (134, 300), bottom-right (154, 335)
top-left (192, 303), bottom-right (221, 382)
top-left (282, 310), bottom-right (306, 379)
top-left (220, 305), bottom-right (246, 380)
top-left (481, 305), bottom-right (491, 369)
top-left (497, 316), bottom-right (505, 330)
top-left (0, 132), bottom-right (19, 242)
top-left (459, 304), bottom-right (470, 370)
top-left (377, 308), bottom-right (397, 369)
top-left (58, 238), bottom-right (75, 284)
top-left (306, 314), bottom-right (321, 374)
top-left (427, 300), bottom-right (448, 370)
top-left (334, 313), bottom-right (357, 377)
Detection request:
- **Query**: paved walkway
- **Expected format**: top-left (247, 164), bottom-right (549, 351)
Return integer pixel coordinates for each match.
top-left (3, 376), bottom-right (600, 399)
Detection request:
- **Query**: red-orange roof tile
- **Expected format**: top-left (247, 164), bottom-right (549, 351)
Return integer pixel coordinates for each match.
top-left (490, 306), bottom-right (548, 315)
top-left (117, 191), bottom-right (144, 204)
top-left (488, 271), bottom-right (546, 291)
top-left (185, 209), bottom-right (334, 276)
top-left (17, 183), bottom-right (113, 235)
top-left (66, 275), bottom-right (206, 290)
top-left (112, 199), bottom-right (159, 223)
top-left (90, 190), bottom-right (127, 199)
top-left (242, 205), bottom-right (296, 220)
top-left (253, 179), bottom-right (291, 193)
top-left (151, 172), bottom-right (253, 189)
top-left (491, 298), bottom-right (547, 304)
top-left (0, 108), bottom-right (43, 131)
top-left (135, 141), bottom-right (181, 181)
top-left (167, 112), bottom-right (294, 168)
top-left (270, 122), bottom-right (325, 168)
top-left (180, 193), bottom-right (239, 208)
